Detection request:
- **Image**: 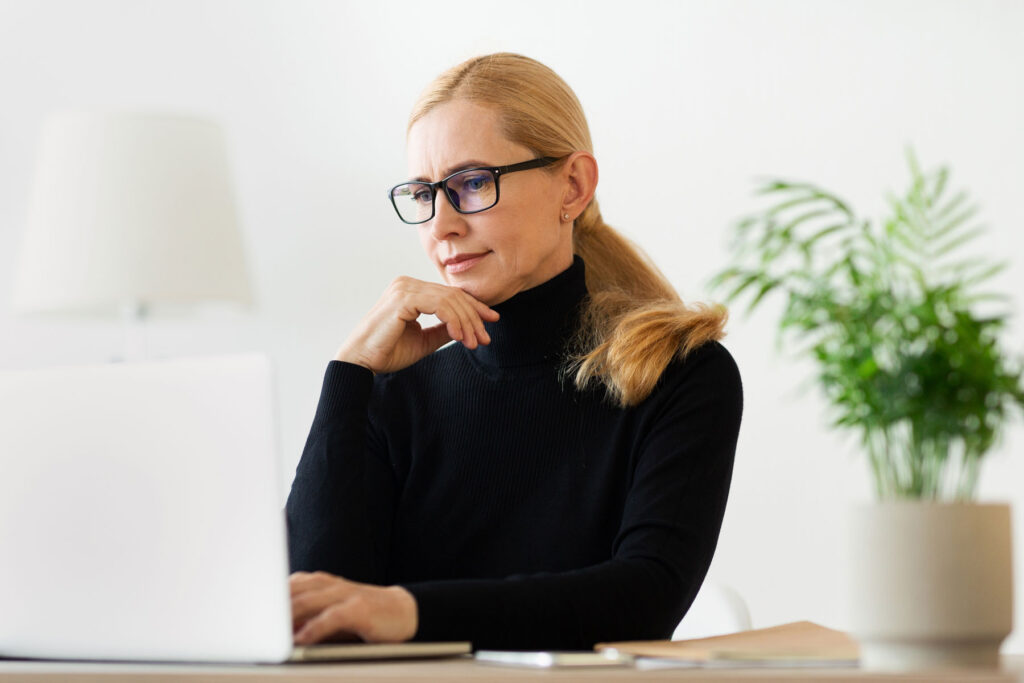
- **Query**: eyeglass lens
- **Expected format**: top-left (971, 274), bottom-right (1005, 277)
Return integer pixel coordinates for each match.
top-left (391, 169), bottom-right (498, 224)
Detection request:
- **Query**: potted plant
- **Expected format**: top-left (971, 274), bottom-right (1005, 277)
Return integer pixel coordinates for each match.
top-left (710, 149), bottom-right (1023, 670)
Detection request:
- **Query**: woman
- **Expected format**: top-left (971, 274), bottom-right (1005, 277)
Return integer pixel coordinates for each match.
top-left (286, 53), bottom-right (743, 650)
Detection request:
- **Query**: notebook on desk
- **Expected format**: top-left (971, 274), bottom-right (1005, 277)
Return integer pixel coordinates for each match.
top-left (0, 354), bottom-right (470, 664)
top-left (596, 621), bottom-right (859, 668)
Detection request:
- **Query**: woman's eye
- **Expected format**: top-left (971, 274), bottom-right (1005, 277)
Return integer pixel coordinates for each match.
top-left (461, 175), bottom-right (491, 192)
top-left (413, 190), bottom-right (432, 204)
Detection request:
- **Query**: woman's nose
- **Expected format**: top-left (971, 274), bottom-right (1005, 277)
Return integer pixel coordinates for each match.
top-left (429, 191), bottom-right (468, 240)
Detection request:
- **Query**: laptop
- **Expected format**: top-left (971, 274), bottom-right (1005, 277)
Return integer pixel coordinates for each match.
top-left (0, 353), bottom-right (470, 664)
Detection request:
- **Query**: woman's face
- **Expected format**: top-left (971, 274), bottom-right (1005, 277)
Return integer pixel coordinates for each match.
top-left (406, 99), bottom-right (574, 306)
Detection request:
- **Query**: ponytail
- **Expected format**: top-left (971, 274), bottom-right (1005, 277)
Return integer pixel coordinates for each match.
top-left (568, 201), bottom-right (728, 407)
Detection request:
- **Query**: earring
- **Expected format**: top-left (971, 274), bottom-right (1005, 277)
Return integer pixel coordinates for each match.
top-left (563, 213), bottom-right (570, 221)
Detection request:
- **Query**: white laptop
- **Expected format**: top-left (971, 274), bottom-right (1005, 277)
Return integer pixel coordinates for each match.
top-left (0, 353), bottom-right (469, 664)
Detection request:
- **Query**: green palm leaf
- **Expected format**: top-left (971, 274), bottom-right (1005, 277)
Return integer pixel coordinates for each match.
top-left (709, 148), bottom-right (1024, 501)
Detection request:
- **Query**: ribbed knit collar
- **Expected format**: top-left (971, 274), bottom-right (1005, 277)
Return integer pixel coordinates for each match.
top-left (469, 255), bottom-right (588, 369)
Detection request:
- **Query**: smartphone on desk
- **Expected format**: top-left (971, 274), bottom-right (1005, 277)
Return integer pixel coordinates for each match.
top-left (474, 650), bottom-right (634, 668)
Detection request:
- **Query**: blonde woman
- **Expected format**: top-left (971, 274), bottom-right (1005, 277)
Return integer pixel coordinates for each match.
top-left (286, 53), bottom-right (743, 650)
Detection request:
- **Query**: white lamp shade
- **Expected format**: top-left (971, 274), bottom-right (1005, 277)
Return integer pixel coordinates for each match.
top-left (12, 112), bottom-right (253, 315)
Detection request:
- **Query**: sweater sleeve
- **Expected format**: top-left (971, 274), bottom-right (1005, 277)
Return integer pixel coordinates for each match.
top-left (401, 343), bottom-right (743, 650)
top-left (285, 361), bottom-right (396, 585)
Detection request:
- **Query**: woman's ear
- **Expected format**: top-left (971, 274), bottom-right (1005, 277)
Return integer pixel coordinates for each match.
top-left (560, 151), bottom-right (599, 222)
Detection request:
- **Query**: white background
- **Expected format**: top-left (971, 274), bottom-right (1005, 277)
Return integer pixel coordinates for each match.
top-left (1, 0), bottom-right (1022, 651)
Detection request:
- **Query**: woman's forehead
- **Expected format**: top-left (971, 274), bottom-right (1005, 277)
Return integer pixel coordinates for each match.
top-left (406, 100), bottom-right (528, 179)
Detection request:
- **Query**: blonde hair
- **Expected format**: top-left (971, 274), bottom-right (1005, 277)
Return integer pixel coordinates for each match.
top-left (409, 53), bottom-right (728, 407)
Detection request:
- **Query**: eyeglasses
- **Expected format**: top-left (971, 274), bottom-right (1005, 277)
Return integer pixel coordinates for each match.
top-left (387, 156), bottom-right (563, 225)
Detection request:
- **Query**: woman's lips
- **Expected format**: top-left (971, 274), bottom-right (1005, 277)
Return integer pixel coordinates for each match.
top-left (444, 252), bottom-right (489, 274)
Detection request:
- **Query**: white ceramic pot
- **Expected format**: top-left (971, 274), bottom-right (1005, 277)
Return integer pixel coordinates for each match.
top-left (848, 502), bottom-right (1013, 671)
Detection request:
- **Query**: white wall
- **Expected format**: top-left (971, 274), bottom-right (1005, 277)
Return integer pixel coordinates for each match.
top-left (2, 0), bottom-right (1022, 651)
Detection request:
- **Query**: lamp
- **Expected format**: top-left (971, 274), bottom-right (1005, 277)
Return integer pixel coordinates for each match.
top-left (12, 112), bottom-right (252, 359)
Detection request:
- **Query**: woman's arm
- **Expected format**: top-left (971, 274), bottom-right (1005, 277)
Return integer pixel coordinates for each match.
top-left (285, 361), bottom-right (420, 644)
top-left (400, 343), bottom-right (742, 649)
top-left (285, 361), bottom-right (391, 582)
top-left (287, 276), bottom-right (499, 578)
top-left (285, 277), bottom-right (500, 643)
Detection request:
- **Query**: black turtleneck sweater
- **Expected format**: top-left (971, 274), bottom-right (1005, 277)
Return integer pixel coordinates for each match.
top-left (285, 257), bottom-right (743, 650)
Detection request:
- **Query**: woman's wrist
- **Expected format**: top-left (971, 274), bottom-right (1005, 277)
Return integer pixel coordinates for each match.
top-left (387, 585), bottom-right (419, 641)
top-left (333, 345), bottom-right (375, 373)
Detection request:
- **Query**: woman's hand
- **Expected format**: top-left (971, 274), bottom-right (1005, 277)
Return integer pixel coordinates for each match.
top-left (290, 571), bottom-right (418, 645)
top-left (334, 277), bottom-right (500, 374)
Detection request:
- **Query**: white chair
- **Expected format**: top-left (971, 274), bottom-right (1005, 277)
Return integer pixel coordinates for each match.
top-left (671, 580), bottom-right (752, 640)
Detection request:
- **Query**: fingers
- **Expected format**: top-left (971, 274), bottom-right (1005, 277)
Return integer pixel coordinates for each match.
top-left (455, 291), bottom-right (497, 347)
top-left (462, 296), bottom-right (496, 347)
top-left (421, 323), bottom-right (453, 355)
top-left (288, 573), bottom-right (417, 646)
top-left (294, 595), bottom-right (370, 646)
top-left (438, 301), bottom-right (467, 346)
top-left (288, 571), bottom-right (320, 590)
top-left (289, 572), bottom-right (358, 627)
top-left (289, 570), bottom-right (336, 596)
top-left (427, 288), bottom-right (495, 350)
top-left (443, 294), bottom-right (491, 349)
top-left (335, 276), bottom-right (501, 374)
top-left (393, 282), bottom-right (490, 348)
top-left (470, 297), bottom-right (501, 322)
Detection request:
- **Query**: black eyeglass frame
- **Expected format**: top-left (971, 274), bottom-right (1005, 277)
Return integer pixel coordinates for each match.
top-left (387, 156), bottom-right (564, 225)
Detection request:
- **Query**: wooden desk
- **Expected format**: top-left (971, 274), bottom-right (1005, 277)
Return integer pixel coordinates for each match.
top-left (1, 655), bottom-right (1022, 682)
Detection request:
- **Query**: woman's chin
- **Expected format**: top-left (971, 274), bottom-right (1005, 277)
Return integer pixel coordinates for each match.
top-left (437, 259), bottom-right (512, 304)
top-left (453, 279), bottom-right (494, 304)
top-left (439, 276), bottom-right (499, 307)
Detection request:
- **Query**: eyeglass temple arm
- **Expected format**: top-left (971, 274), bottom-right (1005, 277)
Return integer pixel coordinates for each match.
top-left (492, 156), bottom-right (562, 176)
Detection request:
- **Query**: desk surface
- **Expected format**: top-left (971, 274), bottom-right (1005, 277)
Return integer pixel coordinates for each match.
top-left (1, 655), bottom-right (1023, 682)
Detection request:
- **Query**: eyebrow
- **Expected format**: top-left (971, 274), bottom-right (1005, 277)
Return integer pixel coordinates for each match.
top-left (412, 160), bottom-right (491, 183)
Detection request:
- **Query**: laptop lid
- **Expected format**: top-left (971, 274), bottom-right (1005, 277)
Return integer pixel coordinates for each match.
top-left (0, 354), bottom-right (294, 663)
